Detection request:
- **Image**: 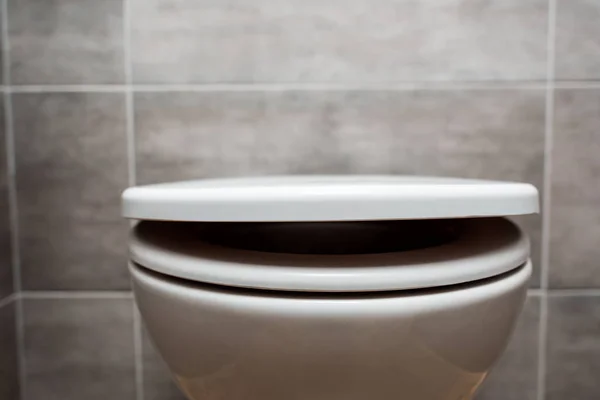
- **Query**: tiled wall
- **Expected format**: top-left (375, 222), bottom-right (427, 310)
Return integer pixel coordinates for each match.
top-left (0, 0), bottom-right (599, 399)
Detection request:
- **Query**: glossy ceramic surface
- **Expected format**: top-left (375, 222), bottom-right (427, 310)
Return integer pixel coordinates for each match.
top-left (122, 175), bottom-right (539, 222)
top-left (131, 260), bottom-right (531, 400)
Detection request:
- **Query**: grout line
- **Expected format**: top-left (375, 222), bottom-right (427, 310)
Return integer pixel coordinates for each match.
top-left (8, 84), bottom-right (128, 93)
top-left (541, 1), bottom-right (557, 294)
top-left (123, 2), bottom-right (143, 400)
top-left (14, 293), bottom-right (26, 400)
top-left (528, 289), bottom-right (544, 297)
top-left (20, 291), bottom-right (134, 299)
top-left (537, 294), bottom-right (549, 400)
top-left (133, 307), bottom-right (144, 400)
top-left (4, 82), bottom-right (600, 94)
top-left (547, 289), bottom-right (600, 297)
top-left (125, 87), bottom-right (136, 188)
top-left (538, 1), bottom-right (557, 400)
top-left (0, 82), bottom-right (551, 93)
top-left (553, 81), bottom-right (600, 89)
top-left (123, 3), bottom-right (136, 188)
top-left (128, 82), bottom-right (549, 92)
top-left (0, 293), bottom-right (15, 309)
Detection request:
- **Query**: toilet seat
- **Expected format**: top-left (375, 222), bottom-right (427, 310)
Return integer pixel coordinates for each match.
top-left (129, 217), bottom-right (528, 292)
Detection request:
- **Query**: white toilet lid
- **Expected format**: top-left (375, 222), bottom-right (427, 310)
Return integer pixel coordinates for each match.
top-left (123, 175), bottom-right (538, 222)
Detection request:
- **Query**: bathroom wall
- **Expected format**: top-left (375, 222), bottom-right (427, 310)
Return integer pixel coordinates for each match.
top-left (1, 0), bottom-right (599, 399)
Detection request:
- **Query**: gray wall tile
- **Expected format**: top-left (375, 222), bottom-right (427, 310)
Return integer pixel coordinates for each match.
top-left (546, 296), bottom-right (600, 400)
top-left (550, 89), bottom-right (600, 288)
top-left (0, 301), bottom-right (19, 400)
top-left (475, 296), bottom-right (540, 400)
top-left (131, 0), bottom-right (547, 84)
top-left (142, 325), bottom-right (186, 400)
top-left (135, 89), bottom-right (545, 285)
top-left (14, 93), bottom-right (129, 290)
top-left (0, 96), bottom-right (12, 301)
top-left (555, 0), bottom-right (600, 80)
top-left (8, 0), bottom-right (124, 84)
top-left (22, 298), bottom-right (135, 400)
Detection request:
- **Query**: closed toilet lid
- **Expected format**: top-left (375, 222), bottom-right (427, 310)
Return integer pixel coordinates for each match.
top-left (122, 176), bottom-right (539, 222)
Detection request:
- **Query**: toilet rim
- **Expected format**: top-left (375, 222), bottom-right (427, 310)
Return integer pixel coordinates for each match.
top-left (129, 217), bottom-right (530, 292)
top-left (130, 260), bottom-right (532, 307)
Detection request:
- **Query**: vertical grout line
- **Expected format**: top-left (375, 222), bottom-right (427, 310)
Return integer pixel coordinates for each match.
top-left (2, 1), bottom-right (26, 399)
top-left (124, 6), bottom-right (136, 188)
top-left (123, 1), bottom-right (143, 400)
top-left (14, 293), bottom-right (26, 400)
top-left (133, 308), bottom-right (144, 400)
top-left (538, 1), bottom-right (557, 400)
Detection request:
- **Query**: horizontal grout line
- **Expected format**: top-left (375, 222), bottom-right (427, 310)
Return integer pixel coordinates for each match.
top-left (527, 289), bottom-right (544, 297)
top-left (0, 293), bottom-right (16, 309)
top-left (547, 289), bottom-right (600, 297)
top-left (5, 85), bottom-right (127, 93)
top-left (122, 82), bottom-right (551, 92)
top-left (20, 291), bottom-right (134, 300)
top-left (554, 81), bottom-right (600, 89)
top-left (0, 82), bottom-right (558, 92)
top-left (1, 81), bottom-right (600, 93)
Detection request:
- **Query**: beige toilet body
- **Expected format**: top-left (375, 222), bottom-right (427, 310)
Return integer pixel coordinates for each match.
top-left (132, 260), bottom-right (530, 400)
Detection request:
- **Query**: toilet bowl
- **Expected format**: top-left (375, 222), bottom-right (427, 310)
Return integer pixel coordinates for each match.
top-left (123, 176), bottom-right (539, 400)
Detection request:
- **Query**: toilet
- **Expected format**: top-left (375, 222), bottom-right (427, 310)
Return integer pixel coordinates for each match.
top-left (123, 176), bottom-right (538, 400)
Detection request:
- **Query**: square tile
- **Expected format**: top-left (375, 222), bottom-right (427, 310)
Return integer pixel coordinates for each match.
top-left (555, 0), bottom-right (600, 80)
top-left (131, 0), bottom-right (547, 83)
top-left (9, 0), bottom-right (124, 84)
top-left (550, 89), bottom-right (600, 288)
top-left (546, 296), bottom-right (600, 400)
top-left (475, 296), bottom-right (540, 400)
top-left (135, 89), bottom-right (545, 284)
top-left (0, 96), bottom-right (12, 301)
top-left (14, 92), bottom-right (129, 290)
top-left (0, 301), bottom-right (19, 400)
top-left (22, 298), bottom-right (135, 400)
top-left (142, 325), bottom-right (186, 400)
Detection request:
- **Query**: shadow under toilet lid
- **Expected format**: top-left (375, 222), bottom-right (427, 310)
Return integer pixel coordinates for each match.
top-left (122, 175), bottom-right (539, 222)
top-left (129, 217), bottom-right (530, 292)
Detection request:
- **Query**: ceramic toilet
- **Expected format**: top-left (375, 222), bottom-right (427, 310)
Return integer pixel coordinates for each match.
top-left (123, 176), bottom-right (539, 400)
